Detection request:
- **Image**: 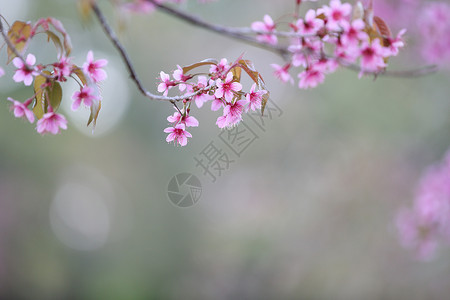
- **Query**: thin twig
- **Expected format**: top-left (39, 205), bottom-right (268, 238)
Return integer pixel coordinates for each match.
top-left (0, 20), bottom-right (23, 60)
top-left (146, 0), bottom-right (291, 59)
top-left (91, 2), bottom-right (202, 102)
top-left (337, 58), bottom-right (439, 78)
top-left (0, 18), bottom-right (53, 80)
top-left (379, 65), bottom-right (439, 78)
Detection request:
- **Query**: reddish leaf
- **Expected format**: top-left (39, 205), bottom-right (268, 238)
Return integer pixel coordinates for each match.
top-left (236, 59), bottom-right (270, 115)
top-left (46, 31), bottom-right (63, 58)
top-left (238, 59), bottom-right (265, 86)
top-left (374, 16), bottom-right (392, 38)
top-left (48, 18), bottom-right (72, 56)
top-left (182, 58), bottom-right (218, 74)
top-left (6, 21), bottom-right (32, 63)
top-left (231, 66), bottom-right (242, 82)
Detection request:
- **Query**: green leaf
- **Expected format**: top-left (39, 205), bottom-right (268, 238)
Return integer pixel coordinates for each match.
top-left (33, 75), bottom-right (48, 119)
top-left (47, 81), bottom-right (63, 112)
top-left (32, 74), bottom-right (63, 119)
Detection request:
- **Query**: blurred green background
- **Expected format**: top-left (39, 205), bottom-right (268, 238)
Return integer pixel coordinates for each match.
top-left (1, 0), bottom-right (450, 299)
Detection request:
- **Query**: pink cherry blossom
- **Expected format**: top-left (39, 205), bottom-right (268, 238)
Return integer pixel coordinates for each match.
top-left (374, 0), bottom-right (421, 31)
top-left (359, 38), bottom-right (387, 73)
top-left (298, 65), bottom-right (326, 89)
top-left (167, 111), bottom-right (199, 127)
top-left (289, 38), bottom-right (322, 67)
top-left (341, 19), bottom-right (367, 46)
top-left (53, 56), bottom-right (73, 81)
top-left (214, 72), bottom-right (242, 101)
top-left (315, 57), bottom-right (339, 74)
top-left (416, 2), bottom-right (450, 64)
top-left (251, 15), bottom-right (278, 45)
top-left (209, 58), bottom-right (229, 76)
top-left (71, 86), bottom-right (100, 111)
top-left (211, 98), bottom-right (224, 111)
top-left (83, 51), bottom-right (108, 83)
top-left (157, 71), bottom-right (174, 96)
top-left (173, 65), bottom-right (191, 91)
top-left (7, 97), bottom-right (35, 123)
top-left (383, 29), bottom-right (406, 57)
top-left (321, 0), bottom-right (352, 31)
top-left (12, 54), bottom-right (38, 86)
top-left (191, 76), bottom-right (214, 108)
top-left (334, 41), bottom-right (360, 64)
top-left (396, 150), bottom-right (450, 260)
top-left (245, 83), bottom-right (267, 112)
top-left (294, 9), bottom-right (324, 36)
top-left (396, 209), bottom-right (439, 260)
top-left (288, 44), bottom-right (307, 68)
top-left (271, 63), bottom-right (294, 84)
top-left (164, 123), bottom-right (192, 146)
top-left (216, 99), bottom-right (246, 129)
top-left (121, 0), bottom-right (156, 14)
top-left (0, 67), bottom-right (4, 77)
top-left (36, 111), bottom-right (68, 135)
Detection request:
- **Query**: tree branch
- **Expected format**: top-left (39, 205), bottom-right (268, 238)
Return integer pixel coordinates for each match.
top-left (91, 2), bottom-right (202, 103)
top-left (146, 0), bottom-right (290, 59)
top-left (147, 0), bottom-right (437, 78)
top-left (0, 18), bottom-right (53, 80)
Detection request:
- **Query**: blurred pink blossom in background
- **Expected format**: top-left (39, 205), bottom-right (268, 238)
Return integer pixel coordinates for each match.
top-left (371, 0), bottom-right (450, 66)
top-left (397, 151), bottom-right (450, 260)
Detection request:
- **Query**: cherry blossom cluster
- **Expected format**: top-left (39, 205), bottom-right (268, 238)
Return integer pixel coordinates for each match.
top-left (396, 151), bottom-right (450, 260)
top-left (251, 0), bottom-right (406, 89)
top-left (1, 18), bottom-right (107, 135)
top-left (417, 2), bottom-right (450, 65)
top-left (158, 58), bottom-right (268, 146)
